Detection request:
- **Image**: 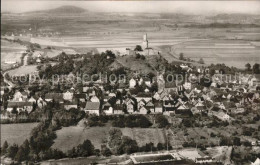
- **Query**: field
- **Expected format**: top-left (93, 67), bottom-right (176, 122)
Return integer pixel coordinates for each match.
top-left (7, 65), bottom-right (38, 76)
top-left (121, 128), bottom-right (166, 147)
top-left (53, 123), bottom-right (167, 152)
top-left (1, 39), bottom-right (26, 71)
top-left (171, 39), bottom-right (260, 68)
top-left (1, 123), bottom-right (39, 146)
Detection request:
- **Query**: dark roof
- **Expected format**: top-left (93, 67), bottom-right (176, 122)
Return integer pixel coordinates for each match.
top-left (85, 102), bottom-right (100, 110)
top-left (45, 93), bottom-right (63, 99)
top-left (113, 104), bottom-right (124, 110)
top-left (74, 94), bottom-right (86, 99)
top-left (8, 102), bottom-right (33, 107)
top-left (136, 92), bottom-right (152, 97)
top-left (165, 82), bottom-right (177, 88)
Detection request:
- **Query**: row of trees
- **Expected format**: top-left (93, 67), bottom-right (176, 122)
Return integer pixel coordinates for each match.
top-left (245, 63), bottom-right (260, 74)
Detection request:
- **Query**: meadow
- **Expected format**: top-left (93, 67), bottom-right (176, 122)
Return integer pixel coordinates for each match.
top-left (52, 124), bottom-right (167, 152)
top-left (1, 123), bottom-right (39, 146)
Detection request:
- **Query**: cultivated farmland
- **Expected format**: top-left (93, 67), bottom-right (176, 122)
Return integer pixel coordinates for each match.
top-left (1, 39), bottom-right (27, 71)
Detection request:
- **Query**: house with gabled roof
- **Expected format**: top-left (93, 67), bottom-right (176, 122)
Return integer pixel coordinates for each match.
top-left (139, 106), bottom-right (148, 114)
top-left (63, 91), bottom-right (74, 101)
top-left (153, 102), bottom-right (163, 114)
top-left (7, 101), bottom-right (33, 113)
top-left (129, 78), bottom-right (137, 88)
top-left (74, 94), bottom-right (86, 102)
top-left (45, 93), bottom-right (64, 103)
top-left (12, 91), bottom-right (28, 102)
top-left (64, 100), bottom-right (78, 110)
top-left (85, 102), bottom-right (100, 116)
top-left (136, 92), bottom-right (152, 102)
top-left (90, 95), bottom-right (100, 102)
top-left (124, 98), bottom-right (135, 114)
top-left (153, 92), bottom-right (161, 100)
top-left (138, 99), bottom-right (146, 109)
top-left (145, 101), bottom-right (154, 112)
top-left (175, 104), bottom-right (191, 115)
top-left (28, 96), bottom-right (37, 103)
top-left (103, 102), bottom-right (113, 115)
top-left (113, 104), bottom-right (124, 114)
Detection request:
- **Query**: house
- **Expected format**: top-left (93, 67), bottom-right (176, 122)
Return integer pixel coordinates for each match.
top-left (37, 97), bottom-right (47, 108)
top-left (85, 102), bottom-right (100, 116)
top-left (175, 104), bottom-right (191, 115)
top-left (154, 102), bottom-right (163, 114)
top-left (45, 93), bottom-right (64, 103)
top-left (63, 91), bottom-right (74, 101)
top-left (129, 78), bottom-right (137, 88)
top-left (113, 105), bottom-right (124, 114)
top-left (64, 101), bottom-right (78, 110)
top-left (87, 88), bottom-right (96, 97)
top-left (183, 82), bottom-right (191, 90)
top-left (74, 94), bottom-right (86, 102)
top-left (164, 100), bottom-right (178, 113)
top-left (12, 91), bottom-right (28, 102)
top-left (251, 158), bottom-right (260, 165)
top-left (103, 102), bottom-right (113, 115)
top-left (153, 92), bottom-right (161, 100)
top-left (126, 102), bottom-right (135, 114)
top-left (90, 95), bottom-right (100, 102)
top-left (145, 101), bottom-right (155, 113)
top-left (138, 99), bottom-right (146, 109)
top-left (7, 102), bottom-right (33, 113)
top-left (143, 77), bottom-right (151, 87)
top-left (213, 111), bottom-right (232, 122)
top-left (139, 106), bottom-right (148, 114)
top-left (194, 102), bottom-right (205, 112)
top-left (28, 96), bottom-right (37, 103)
top-left (136, 93), bottom-right (152, 102)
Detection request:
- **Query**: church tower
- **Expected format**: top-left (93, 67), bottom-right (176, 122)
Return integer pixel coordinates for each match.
top-left (142, 33), bottom-right (148, 49)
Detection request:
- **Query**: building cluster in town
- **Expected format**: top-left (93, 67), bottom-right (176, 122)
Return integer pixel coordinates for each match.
top-left (1, 64), bottom-right (260, 125)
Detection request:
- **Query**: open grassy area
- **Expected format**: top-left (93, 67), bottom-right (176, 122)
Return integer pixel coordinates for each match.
top-left (52, 126), bottom-right (109, 152)
top-left (53, 123), bottom-right (167, 152)
top-left (121, 128), bottom-right (166, 147)
top-left (1, 123), bottom-right (39, 146)
top-left (8, 65), bottom-right (38, 76)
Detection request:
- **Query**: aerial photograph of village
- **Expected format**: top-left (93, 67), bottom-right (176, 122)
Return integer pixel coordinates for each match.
top-left (1, 0), bottom-right (260, 164)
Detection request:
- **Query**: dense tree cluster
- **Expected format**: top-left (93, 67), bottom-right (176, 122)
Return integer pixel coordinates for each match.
top-left (155, 115), bottom-right (169, 128)
top-left (112, 115), bottom-right (152, 128)
top-left (67, 140), bottom-right (95, 158)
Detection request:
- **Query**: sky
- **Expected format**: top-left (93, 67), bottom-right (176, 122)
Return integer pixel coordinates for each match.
top-left (1, 1), bottom-right (260, 15)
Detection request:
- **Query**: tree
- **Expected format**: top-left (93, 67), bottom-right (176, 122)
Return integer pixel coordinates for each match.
top-left (245, 63), bottom-right (251, 71)
top-left (7, 144), bottom-right (19, 159)
top-left (15, 146), bottom-right (27, 162)
top-left (135, 53), bottom-right (141, 59)
top-left (75, 139), bottom-right (95, 157)
top-left (134, 45), bottom-right (143, 51)
top-left (252, 63), bottom-right (260, 74)
top-left (155, 115), bottom-right (169, 128)
top-left (233, 137), bottom-right (241, 146)
top-left (179, 53), bottom-right (184, 60)
top-left (157, 143), bottom-right (164, 151)
top-left (101, 146), bottom-right (112, 157)
top-left (198, 58), bottom-right (205, 64)
top-left (1, 141), bottom-right (8, 155)
top-left (11, 106), bottom-right (18, 114)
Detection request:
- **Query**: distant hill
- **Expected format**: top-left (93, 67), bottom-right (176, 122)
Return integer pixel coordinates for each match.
top-left (25, 6), bottom-right (87, 14)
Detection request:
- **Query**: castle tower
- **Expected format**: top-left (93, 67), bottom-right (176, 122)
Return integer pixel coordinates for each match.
top-left (142, 33), bottom-right (148, 49)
